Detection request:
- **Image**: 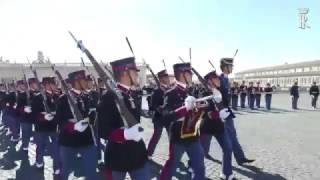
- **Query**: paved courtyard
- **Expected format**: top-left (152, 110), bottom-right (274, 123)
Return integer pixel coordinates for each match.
top-left (0, 92), bottom-right (319, 180)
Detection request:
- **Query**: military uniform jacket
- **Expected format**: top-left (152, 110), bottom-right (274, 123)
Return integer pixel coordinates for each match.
top-left (150, 86), bottom-right (169, 123)
top-left (247, 86), bottom-right (255, 95)
top-left (97, 83), bottom-right (147, 172)
top-left (32, 91), bottom-right (58, 132)
top-left (264, 87), bottom-right (273, 96)
top-left (4, 91), bottom-right (17, 115)
top-left (199, 91), bottom-right (224, 135)
top-left (239, 85), bottom-right (247, 95)
top-left (55, 89), bottom-right (94, 147)
top-left (230, 87), bottom-right (239, 96)
top-left (254, 86), bottom-right (263, 95)
top-left (163, 82), bottom-right (202, 144)
top-left (290, 85), bottom-right (299, 97)
top-left (0, 91), bottom-right (6, 110)
top-left (16, 91), bottom-right (33, 123)
top-left (309, 85), bottom-right (319, 96)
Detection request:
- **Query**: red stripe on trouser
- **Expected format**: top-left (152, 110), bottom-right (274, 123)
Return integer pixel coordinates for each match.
top-left (147, 128), bottom-right (158, 156)
top-left (160, 142), bottom-right (173, 180)
top-left (104, 168), bottom-right (112, 180)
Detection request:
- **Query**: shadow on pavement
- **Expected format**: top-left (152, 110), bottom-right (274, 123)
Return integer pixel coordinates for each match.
top-left (205, 155), bottom-right (286, 180)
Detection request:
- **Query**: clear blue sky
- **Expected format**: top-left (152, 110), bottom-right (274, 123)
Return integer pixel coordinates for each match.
top-left (0, 0), bottom-right (319, 75)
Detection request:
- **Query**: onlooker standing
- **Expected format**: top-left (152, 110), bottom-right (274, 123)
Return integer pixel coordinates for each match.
top-left (309, 82), bottom-right (319, 109)
top-left (264, 83), bottom-right (273, 110)
top-left (290, 81), bottom-right (299, 110)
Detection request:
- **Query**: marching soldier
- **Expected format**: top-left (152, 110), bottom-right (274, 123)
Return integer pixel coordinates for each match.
top-left (239, 81), bottom-right (247, 108)
top-left (200, 70), bottom-right (235, 180)
top-left (160, 63), bottom-right (205, 180)
top-left (0, 83), bottom-right (6, 130)
top-left (230, 81), bottom-right (239, 110)
top-left (309, 82), bottom-right (319, 109)
top-left (4, 81), bottom-right (19, 141)
top-left (247, 82), bottom-right (255, 110)
top-left (15, 79), bottom-right (33, 151)
top-left (264, 83), bottom-right (273, 110)
top-left (86, 75), bottom-right (104, 167)
top-left (254, 82), bottom-right (263, 108)
top-left (219, 58), bottom-right (255, 168)
top-left (31, 77), bottom-right (61, 177)
top-left (55, 70), bottom-right (98, 180)
top-left (147, 70), bottom-right (171, 159)
top-left (290, 81), bottom-right (299, 110)
top-left (97, 57), bottom-right (149, 179)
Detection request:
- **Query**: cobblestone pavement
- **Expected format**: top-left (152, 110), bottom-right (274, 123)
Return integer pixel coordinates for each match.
top-left (1, 92), bottom-right (320, 180)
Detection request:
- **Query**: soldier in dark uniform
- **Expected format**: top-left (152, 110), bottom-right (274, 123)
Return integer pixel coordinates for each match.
top-left (309, 82), bottom-right (319, 109)
top-left (230, 81), bottom-right (239, 110)
top-left (254, 82), bottom-right (263, 108)
top-left (86, 75), bottom-right (104, 167)
top-left (247, 82), bottom-right (255, 110)
top-left (290, 81), bottom-right (299, 110)
top-left (30, 77), bottom-right (61, 177)
top-left (219, 58), bottom-right (255, 169)
top-left (4, 81), bottom-right (19, 141)
top-left (147, 70), bottom-right (171, 159)
top-left (160, 63), bottom-right (205, 180)
top-left (264, 83), bottom-right (273, 110)
top-left (97, 57), bottom-right (149, 179)
top-left (200, 70), bottom-right (235, 180)
top-left (55, 70), bottom-right (97, 180)
top-left (239, 81), bottom-right (247, 108)
top-left (15, 79), bottom-right (33, 151)
top-left (0, 83), bottom-right (6, 130)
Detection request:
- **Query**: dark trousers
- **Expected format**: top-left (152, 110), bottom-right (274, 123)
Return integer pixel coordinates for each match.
top-left (240, 93), bottom-right (246, 108)
top-left (161, 140), bottom-right (205, 180)
top-left (35, 131), bottom-right (60, 171)
top-left (249, 94), bottom-right (255, 109)
top-left (7, 114), bottom-right (20, 139)
top-left (60, 145), bottom-right (97, 180)
top-left (311, 95), bottom-right (318, 108)
top-left (225, 116), bottom-right (246, 164)
top-left (147, 120), bottom-right (166, 156)
top-left (255, 94), bottom-right (261, 108)
top-left (105, 163), bottom-right (149, 180)
top-left (21, 122), bottom-right (33, 149)
top-left (200, 133), bottom-right (233, 177)
top-left (231, 95), bottom-right (238, 110)
top-left (265, 95), bottom-right (272, 110)
top-left (292, 96), bottom-right (299, 109)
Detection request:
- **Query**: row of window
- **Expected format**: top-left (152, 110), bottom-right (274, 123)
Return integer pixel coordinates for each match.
top-left (235, 76), bottom-right (320, 87)
top-left (240, 66), bottom-right (320, 77)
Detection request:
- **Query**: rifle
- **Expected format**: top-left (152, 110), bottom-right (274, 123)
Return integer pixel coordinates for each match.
top-left (233, 49), bottom-right (238, 58)
top-left (81, 57), bottom-right (98, 89)
top-left (50, 64), bottom-right (97, 146)
top-left (28, 65), bottom-right (51, 113)
top-left (22, 67), bottom-right (31, 106)
top-left (178, 56), bottom-right (191, 88)
top-left (142, 58), bottom-right (160, 88)
top-left (208, 60), bottom-right (216, 71)
top-left (68, 31), bottom-right (141, 129)
top-left (179, 57), bottom-right (223, 107)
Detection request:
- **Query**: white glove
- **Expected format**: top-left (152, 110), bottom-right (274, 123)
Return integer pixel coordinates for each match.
top-left (212, 88), bottom-right (222, 103)
top-left (74, 119), bottom-right (89, 132)
top-left (219, 108), bottom-right (230, 121)
top-left (290, 95), bottom-right (293, 98)
top-left (44, 113), bottom-right (54, 121)
top-left (184, 96), bottom-right (196, 111)
top-left (6, 103), bottom-right (9, 107)
top-left (124, 124), bottom-right (144, 142)
top-left (311, 95), bottom-right (315, 98)
top-left (24, 106), bottom-right (32, 113)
